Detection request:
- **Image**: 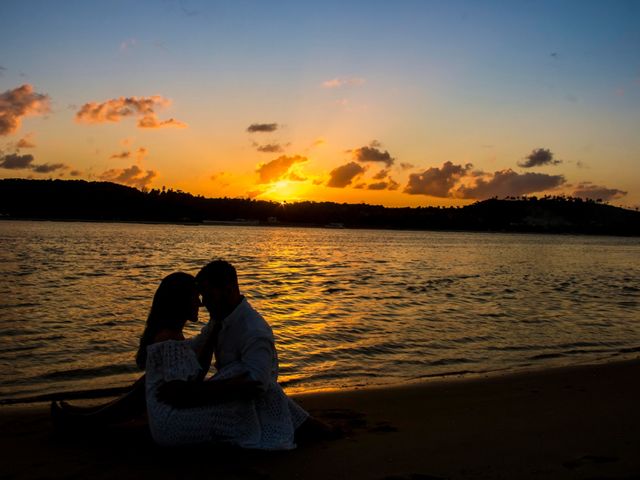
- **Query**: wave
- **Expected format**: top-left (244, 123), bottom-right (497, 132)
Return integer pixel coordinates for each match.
top-left (35, 364), bottom-right (138, 382)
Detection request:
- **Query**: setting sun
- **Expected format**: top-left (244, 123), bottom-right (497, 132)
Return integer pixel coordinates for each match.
top-left (0, 1), bottom-right (638, 209)
top-left (1, 2), bottom-right (639, 477)
top-left (262, 180), bottom-right (308, 203)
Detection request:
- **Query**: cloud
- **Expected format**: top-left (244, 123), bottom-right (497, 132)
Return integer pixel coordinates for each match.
top-left (311, 138), bottom-right (326, 147)
top-left (368, 178), bottom-right (400, 191)
top-left (255, 143), bottom-right (284, 153)
top-left (572, 182), bottom-right (627, 202)
top-left (210, 171), bottom-right (231, 188)
top-left (120, 38), bottom-right (137, 51)
top-left (287, 171), bottom-right (306, 182)
top-left (322, 77), bottom-right (366, 88)
top-left (256, 155), bottom-right (307, 183)
top-left (99, 164), bottom-right (157, 189)
top-left (457, 169), bottom-right (566, 199)
top-left (32, 163), bottom-right (67, 173)
top-left (247, 189), bottom-right (264, 199)
top-left (16, 133), bottom-right (36, 148)
top-left (135, 147), bottom-right (148, 161)
top-left (76, 95), bottom-right (187, 129)
top-left (373, 169), bottom-right (389, 180)
top-left (0, 152), bottom-right (69, 174)
top-left (518, 148), bottom-right (561, 168)
top-left (0, 84), bottom-right (51, 136)
top-left (179, 0), bottom-right (200, 16)
top-left (400, 162), bottom-right (415, 171)
top-left (247, 123), bottom-right (278, 133)
top-left (109, 148), bottom-right (147, 161)
top-left (138, 115), bottom-right (186, 129)
top-left (404, 161), bottom-right (472, 197)
top-left (69, 170), bottom-right (82, 177)
top-left (0, 153), bottom-right (34, 169)
top-left (351, 144), bottom-right (395, 167)
top-left (327, 161), bottom-right (365, 188)
top-left (0, 66), bottom-right (6, 76)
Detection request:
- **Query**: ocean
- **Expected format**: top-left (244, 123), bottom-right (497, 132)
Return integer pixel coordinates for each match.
top-left (1, 220), bottom-right (639, 403)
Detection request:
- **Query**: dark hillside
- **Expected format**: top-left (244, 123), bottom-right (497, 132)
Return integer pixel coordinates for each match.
top-left (1, 179), bottom-right (638, 236)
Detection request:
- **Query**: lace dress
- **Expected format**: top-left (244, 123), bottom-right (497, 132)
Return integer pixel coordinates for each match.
top-left (145, 340), bottom-right (307, 449)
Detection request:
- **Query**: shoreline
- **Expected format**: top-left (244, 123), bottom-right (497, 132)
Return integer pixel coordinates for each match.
top-left (2, 356), bottom-right (639, 479)
top-left (3, 216), bottom-right (640, 238)
top-left (3, 351), bottom-right (639, 406)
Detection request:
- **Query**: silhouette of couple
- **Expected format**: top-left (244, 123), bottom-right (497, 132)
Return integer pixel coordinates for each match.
top-left (52, 260), bottom-right (329, 449)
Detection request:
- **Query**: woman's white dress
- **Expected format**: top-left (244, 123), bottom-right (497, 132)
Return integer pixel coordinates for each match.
top-left (144, 340), bottom-right (307, 449)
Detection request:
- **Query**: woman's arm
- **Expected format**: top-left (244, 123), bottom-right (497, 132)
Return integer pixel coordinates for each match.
top-left (156, 374), bottom-right (262, 408)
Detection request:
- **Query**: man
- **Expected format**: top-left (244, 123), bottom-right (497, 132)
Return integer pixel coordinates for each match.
top-left (157, 260), bottom-right (312, 449)
top-left (53, 260), bottom-right (329, 446)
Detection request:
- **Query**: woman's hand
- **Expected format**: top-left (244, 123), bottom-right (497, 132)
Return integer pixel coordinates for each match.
top-left (157, 380), bottom-right (198, 408)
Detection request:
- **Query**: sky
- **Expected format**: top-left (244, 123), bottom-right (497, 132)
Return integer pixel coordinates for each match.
top-left (1, 0), bottom-right (639, 208)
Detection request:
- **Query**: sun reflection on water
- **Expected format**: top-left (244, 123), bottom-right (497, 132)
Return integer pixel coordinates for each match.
top-left (0, 221), bottom-right (639, 400)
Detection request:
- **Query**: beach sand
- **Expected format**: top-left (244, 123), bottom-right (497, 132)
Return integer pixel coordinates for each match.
top-left (1, 358), bottom-right (638, 479)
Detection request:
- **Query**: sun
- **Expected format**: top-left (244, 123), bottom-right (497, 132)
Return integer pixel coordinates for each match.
top-left (263, 180), bottom-right (307, 203)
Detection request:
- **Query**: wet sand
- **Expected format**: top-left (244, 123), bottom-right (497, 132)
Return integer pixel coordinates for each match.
top-left (1, 358), bottom-right (639, 479)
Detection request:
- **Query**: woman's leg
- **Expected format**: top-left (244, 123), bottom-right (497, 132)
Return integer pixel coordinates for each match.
top-left (53, 376), bottom-right (146, 428)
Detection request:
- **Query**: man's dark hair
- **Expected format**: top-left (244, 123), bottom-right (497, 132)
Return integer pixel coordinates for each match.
top-left (196, 260), bottom-right (238, 288)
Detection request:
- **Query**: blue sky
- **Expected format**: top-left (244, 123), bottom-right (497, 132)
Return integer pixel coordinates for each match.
top-left (1, 0), bottom-right (639, 206)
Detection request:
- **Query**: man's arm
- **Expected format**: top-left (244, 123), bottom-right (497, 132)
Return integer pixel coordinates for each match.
top-left (186, 320), bottom-right (218, 379)
top-left (157, 337), bottom-right (274, 408)
top-left (239, 337), bottom-right (274, 392)
top-left (157, 373), bottom-right (262, 408)
top-left (193, 327), bottom-right (217, 381)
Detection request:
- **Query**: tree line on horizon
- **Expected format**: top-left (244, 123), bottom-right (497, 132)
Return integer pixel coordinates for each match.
top-left (0, 178), bottom-right (638, 236)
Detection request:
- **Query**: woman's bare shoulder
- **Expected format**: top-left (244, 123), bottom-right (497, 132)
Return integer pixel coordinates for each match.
top-left (152, 329), bottom-right (185, 343)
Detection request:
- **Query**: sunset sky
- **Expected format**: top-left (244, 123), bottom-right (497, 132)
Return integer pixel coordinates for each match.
top-left (1, 0), bottom-right (639, 208)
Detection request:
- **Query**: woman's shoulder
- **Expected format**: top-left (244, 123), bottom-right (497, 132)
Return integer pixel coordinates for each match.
top-left (146, 337), bottom-right (199, 370)
top-left (146, 337), bottom-right (189, 358)
top-left (145, 338), bottom-right (201, 380)
top-left (153, 329), bottom-right (185, 343)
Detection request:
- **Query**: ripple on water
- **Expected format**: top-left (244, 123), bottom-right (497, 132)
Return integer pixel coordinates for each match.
top-left (1, 221), bottom-right (639, 401)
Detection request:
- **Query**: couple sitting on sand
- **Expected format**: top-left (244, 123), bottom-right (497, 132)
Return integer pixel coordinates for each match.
top-left (52, 260), bottom-right (330, 449)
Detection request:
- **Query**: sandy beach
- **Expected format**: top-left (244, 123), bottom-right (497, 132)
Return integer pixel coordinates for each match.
top-left (1, 358), bottom-right (639, 480)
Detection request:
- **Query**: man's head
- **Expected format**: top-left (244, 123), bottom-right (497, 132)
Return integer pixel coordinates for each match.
top-left (196, 260), bottom-right (242, 320)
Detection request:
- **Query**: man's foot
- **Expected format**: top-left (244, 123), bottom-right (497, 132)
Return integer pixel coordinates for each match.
top-left (50, 400), bottom-right (94, 434)
top-left (295, 416), bottom-right (343, 444)
top-left (59, 400), bottom-right (103, 414)
top-left (51, 400), bottom-right (73, 433)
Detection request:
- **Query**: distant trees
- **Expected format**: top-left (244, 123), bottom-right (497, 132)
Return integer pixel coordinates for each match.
top-left (0, 179), bottom-right (638, 236)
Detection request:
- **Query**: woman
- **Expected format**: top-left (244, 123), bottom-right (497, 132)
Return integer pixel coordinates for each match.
top-left (53, 272), bottom-right (309, 448)
top-left (140, 272), bottom-right (269, 447)
top-left (52, 272), bottom-right (200, 432)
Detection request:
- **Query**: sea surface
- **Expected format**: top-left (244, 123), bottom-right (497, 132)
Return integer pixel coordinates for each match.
top-left (1, 220), bottom-right (639, 403)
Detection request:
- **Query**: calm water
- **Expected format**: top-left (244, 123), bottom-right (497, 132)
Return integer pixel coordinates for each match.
top-left (0, 220), bottom-right (639, 402)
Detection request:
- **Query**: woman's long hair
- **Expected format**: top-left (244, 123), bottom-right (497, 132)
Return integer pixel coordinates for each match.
top-left (135, 272), bottom-right (197, 370)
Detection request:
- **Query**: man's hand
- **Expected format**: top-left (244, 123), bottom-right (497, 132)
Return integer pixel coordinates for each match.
top-left (157, 380), bottom-right (198, 408)
top-left (156, 375), bottom-right (264, 408)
